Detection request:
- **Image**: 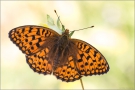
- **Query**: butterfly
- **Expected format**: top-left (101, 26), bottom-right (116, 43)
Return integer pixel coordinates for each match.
top-left (9, 25), bottom-right (109, 82)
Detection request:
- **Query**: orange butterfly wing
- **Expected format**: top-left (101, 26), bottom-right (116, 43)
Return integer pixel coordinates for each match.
top-left (52, 39), bottom-right (109, 82)
top-left (9, 25), bottom-right (60, 55)
top-left (53, 56), bottom-right (82, 82)
top-left (26, 48), bottom-right (52, 74)
top-left (9, 25), bottom-right (60, 75)
top-left (72, 39), bottom-right (109, 76)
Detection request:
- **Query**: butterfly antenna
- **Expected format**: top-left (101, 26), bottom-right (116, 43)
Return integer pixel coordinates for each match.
top-left (70, 25), bottom-right (94, 32)
top-left (54, 10), bottom-right (64, 26)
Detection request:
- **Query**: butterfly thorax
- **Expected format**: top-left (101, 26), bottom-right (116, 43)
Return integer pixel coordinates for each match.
top-left (58, 29), bottom-right (70, 49)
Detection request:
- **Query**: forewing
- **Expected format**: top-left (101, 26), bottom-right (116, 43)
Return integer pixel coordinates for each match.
top-left (72, 39), bottom-right (109, 76)
top-left (26, 48), bottom-right (52, 75)
top-left (53, 56), bottom-right (82, 82)
top-left (9, 25), bottom-right (60, 55)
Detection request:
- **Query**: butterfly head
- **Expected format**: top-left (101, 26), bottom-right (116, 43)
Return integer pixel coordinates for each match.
top-left (62, 29), bottom-right (70, 37)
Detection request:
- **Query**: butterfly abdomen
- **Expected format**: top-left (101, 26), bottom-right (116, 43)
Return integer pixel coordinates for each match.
top-left (48, 31), bottom-right (73, 70)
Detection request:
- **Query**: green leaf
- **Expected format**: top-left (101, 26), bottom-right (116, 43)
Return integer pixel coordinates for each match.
top-left (69, 31), bottom-right (75, 37)
top-left (57, 16), bottom-right (61, 30)
top-left (46, 15), bottom-right (62, 34)
top-left (62, 25), bottom-right (65, 32)
top-left (47, 14), bottom-right (54, 25)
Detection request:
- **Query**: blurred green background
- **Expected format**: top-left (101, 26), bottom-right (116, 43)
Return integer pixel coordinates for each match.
top-left (1, 1), bottom-right (134, 89)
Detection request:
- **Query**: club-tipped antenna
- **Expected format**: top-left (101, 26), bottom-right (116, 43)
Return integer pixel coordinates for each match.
top-left (54, 10), bottom-right (64, 26)
top-left (54, 10), bottom-right (94, 32)
top-left (70, 25), bottom-right (94, 32)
